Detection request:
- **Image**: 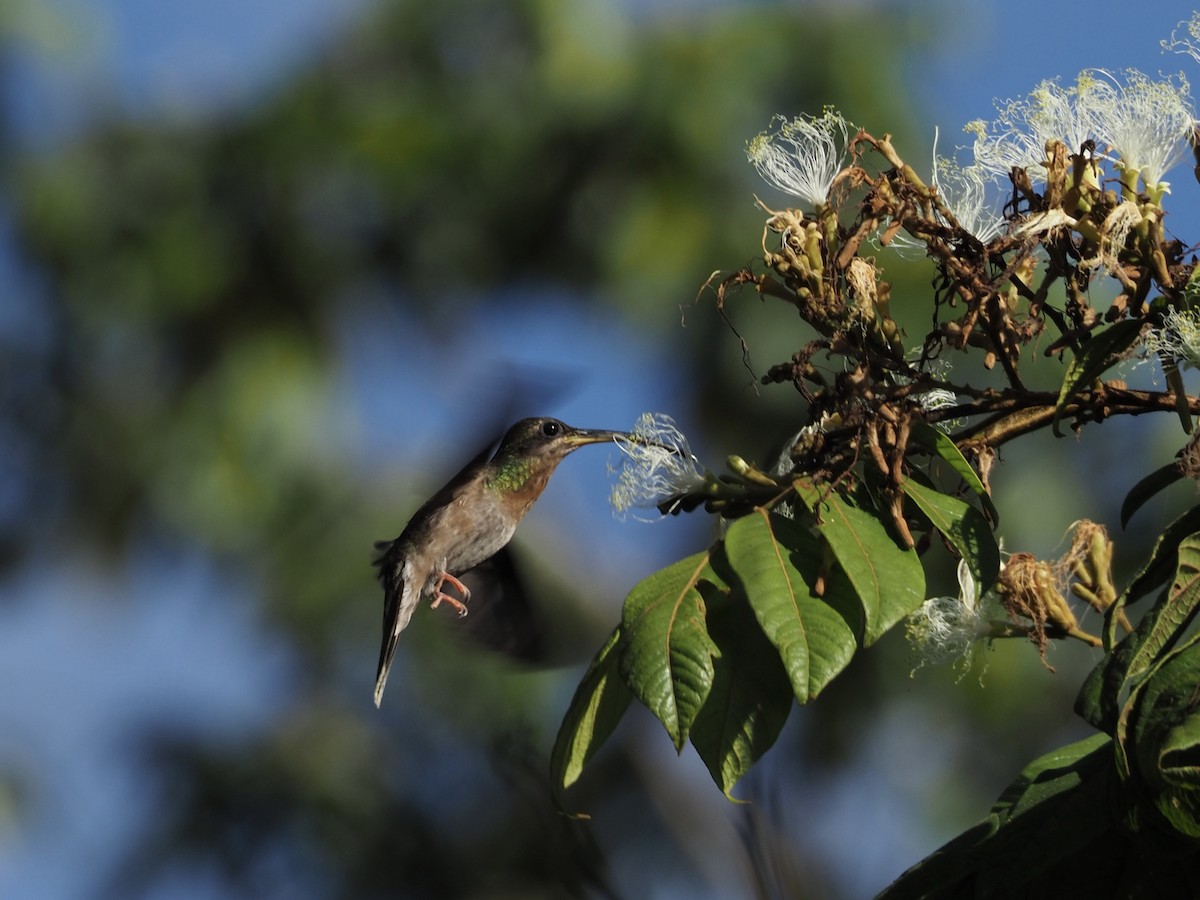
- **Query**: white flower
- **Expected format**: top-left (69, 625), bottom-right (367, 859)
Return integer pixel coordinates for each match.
top-left (968, 74), bottom-right (1113, 180)
top-left (906, 558), bottom-right (993, 671)
top-left (963, 118), bottom-right (1035, 180)
top-left (920, 388), bottom-right (958, 412)
top-left (1089, 199), bottom-right (1143, 274)
top-left (1162, 12), bottom-right (1200, 66)
top-left (771, 423), bottom-right (822, 478)
top-left (892, 355), bottom-right (962, 432)
top-left (767, 419), bottom-right (830, 519)
top-left (610, 413), bottom-right (707, 519)
top-left (1144, 307), bottom-right (1200, 369)
top-left (931, 149), bottom-right (1008, 244)
top-left (1089, 69), bottom-right (1194, 197)
top-left (965, 69), bottom-right (1193, 200)
top-left (884, 129), bottom-right (1008, 255)
top-left (747, 110), bottom-right (852, 209)
top-left (919, 387), bottom-right (962, 433)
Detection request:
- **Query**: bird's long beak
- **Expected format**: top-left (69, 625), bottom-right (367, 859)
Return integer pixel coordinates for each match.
top-left (560, 428), bottom-right (629, 448)
top-left (562, 428), bottom-right (687, 456)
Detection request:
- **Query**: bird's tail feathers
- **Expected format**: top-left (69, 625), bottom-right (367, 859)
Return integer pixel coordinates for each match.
top-left (374, 568), bottom-right (419, 707)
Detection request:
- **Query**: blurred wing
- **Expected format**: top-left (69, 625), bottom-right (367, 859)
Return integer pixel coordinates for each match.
top-left (455, 547), bottom-right (546, 663)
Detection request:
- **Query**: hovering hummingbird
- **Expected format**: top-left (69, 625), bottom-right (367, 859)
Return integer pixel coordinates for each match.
top-left (372, 417), bottom-right (635, 707)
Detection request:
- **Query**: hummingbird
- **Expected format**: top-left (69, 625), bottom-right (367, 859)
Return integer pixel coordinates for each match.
top-left (372, 417), bottom-right (634, 707)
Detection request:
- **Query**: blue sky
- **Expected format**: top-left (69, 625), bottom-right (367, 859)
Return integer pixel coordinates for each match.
top-left (2, 1), bottom-right (1199, 897)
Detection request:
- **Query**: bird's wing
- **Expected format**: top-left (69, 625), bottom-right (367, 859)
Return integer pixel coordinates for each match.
top-left (398, 438), bottom-right (498, 533)
top-left (455, 547), bottom-right (545, 663)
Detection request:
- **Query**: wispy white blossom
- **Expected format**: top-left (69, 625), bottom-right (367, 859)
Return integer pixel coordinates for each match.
top-left (883, 129), bottom-right (1007, 256)
top-left (893, 355), bottom-right (962, 432)
top-left (919, 387), bottom-right (961, 432)
top-left (747, 110), bottom-right (852, 209)
top-left (907, 557), bottom-right (999, 673)
top-left (968, 69), bottom-right (1193, 199)
top-left (931, 149), bottom-right (1008, 244)
top-left (610, 413), bottom-right (707, 520)
top-left (1088, 199), bottom-right (1143, 274)
top-left (967, 74), bottom-right (1113, 180)
top-left (1162, 12), bottom-right (1200, 66)
top-left (1089, 69), bottom-right (1193, 197)
top-left (1144, 307), bottom-right (1200, 369)
top-left (962, 118), bottom-right (1034, 180)
top-left (771, 423), bottom-right (821, 479)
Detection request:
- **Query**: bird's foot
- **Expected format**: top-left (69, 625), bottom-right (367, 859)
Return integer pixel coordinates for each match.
top-left (431, 591), bottom-right (469, 618)
top-left (429, 571), bottom-right (471, 618)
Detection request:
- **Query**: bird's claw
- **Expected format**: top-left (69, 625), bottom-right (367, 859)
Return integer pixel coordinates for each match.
top-left (429, 571), bottom-right (471, 618)
top-left (430, 591), bottom-right (469, 617)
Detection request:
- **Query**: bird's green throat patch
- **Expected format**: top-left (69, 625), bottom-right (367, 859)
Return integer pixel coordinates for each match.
top-left (486, 456), bottom-right (536, 494)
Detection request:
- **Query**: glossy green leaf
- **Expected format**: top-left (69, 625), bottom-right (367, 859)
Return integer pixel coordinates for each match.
top-left (1121, 462), bottom-right (1185, 530)
top-left (908, 421), bottom-right (999, 523)
top-left (688, 577), bottom-right (794, 798)
top-left (795, 484), bottom-right (925, 644)
top-left (550, 626), bottom-right (633, 800)
top-left (1051, 319), bottom-right (1143, 437)
top-left (900, 477), bottom-right (1000, 594)
top-left (619, 550), bottom-right (721, 750)
top-left (724, 511), bottom-right (862, 702)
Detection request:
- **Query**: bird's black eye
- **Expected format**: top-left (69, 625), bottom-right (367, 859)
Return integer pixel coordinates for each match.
top-left (541, 420), bottom-right (562, 437)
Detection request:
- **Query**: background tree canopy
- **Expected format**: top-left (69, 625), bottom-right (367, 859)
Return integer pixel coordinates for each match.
top-left (1, 1), bottom-right (1197, 897)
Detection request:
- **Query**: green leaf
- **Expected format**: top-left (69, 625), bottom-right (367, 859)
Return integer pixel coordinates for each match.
top-left (723, 511), bottom-right (862, 702)
top-left (1118, 533), bottom-right (1200, 710)
top-left (1126, 642), bottom-right (1200, 838)
top-left (1129, 534), bottom-right (1200, 681)
top-left (1051, 319), bottom-right (1143, 437)
top-left (1161, 708), bottom-right (1200, 797)
top-left (795, 484), bottom-right (925, 644)
top-left (1076, 652), bottom-right (1123, 735)
top-left (1118, 505), bottom-right (1200, 625)
top-left (880, 734), bottom-right (1124, 900)
top-left (550, 626), bottom-right (633, 801)
top-left (1078, 531), bottom-right (1200, 736)
top-left (1166, 362), bottom-right (1194, 434)
top-left (619, 550), bottom-right (722, 750)
top-left (880, 731), bottom-right (1200, 899)
top-left (688, 576), bottom-right (794, 798)
top-left (1121, 462), bottom-right (1184, 529)
top-left (908, 421), bottom-right (999, 524)
top-left (991, 733), bottom-right (1114, 821)
top-left (900, 477), bottom-right (1000, 594)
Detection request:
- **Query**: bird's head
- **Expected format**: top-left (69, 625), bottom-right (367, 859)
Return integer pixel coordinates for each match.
top-left (493, 417), bottom-right (627, 466)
